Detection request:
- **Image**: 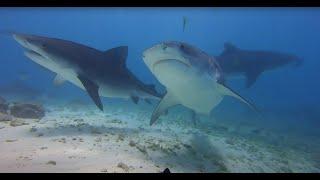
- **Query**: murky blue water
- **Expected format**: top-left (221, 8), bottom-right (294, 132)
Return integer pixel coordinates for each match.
top-left (0, 7), bottom-right (319, 172)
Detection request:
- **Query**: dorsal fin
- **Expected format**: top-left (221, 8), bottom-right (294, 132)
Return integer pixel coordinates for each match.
top-left (103, 46), bottom-right (128, 68)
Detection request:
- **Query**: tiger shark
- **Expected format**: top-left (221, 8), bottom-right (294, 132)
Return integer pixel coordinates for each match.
top-left (215, 42), bottom-right (303, 88)
top-left (12, 33), bottom-right (162, 110)
top-left (142, 41), bottom-right (258, 125)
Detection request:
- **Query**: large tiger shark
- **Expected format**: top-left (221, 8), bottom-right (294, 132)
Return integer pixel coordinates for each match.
top-left (215, 42), bottom-right (303, 88)
top-left (12, 33), bottom-right (162, 110)
top-left (142, 41), bottom-right (258, 125)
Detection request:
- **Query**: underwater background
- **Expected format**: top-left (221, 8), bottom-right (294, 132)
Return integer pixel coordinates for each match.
top-left (0, 7), bottom-right (319, 172)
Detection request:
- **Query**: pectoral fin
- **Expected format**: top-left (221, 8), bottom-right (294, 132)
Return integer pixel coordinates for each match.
top-left (77, 75), bottom-right (103, 111)
top-left (150, 91), bottom-right (178, 126)
top-left (217, 83), bottom-right (259, 113)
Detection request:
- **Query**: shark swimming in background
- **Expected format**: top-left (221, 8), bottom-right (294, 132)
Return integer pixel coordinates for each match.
top-left (142, 41), bottom-right (258, 125)
top-left (215, 42), bottom-right (303, 88)
top-left (12, 33), bottom-right (162, 111)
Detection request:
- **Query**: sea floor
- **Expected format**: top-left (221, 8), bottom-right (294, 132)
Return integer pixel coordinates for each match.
top-left (0, 100), bottom-right (319, 173)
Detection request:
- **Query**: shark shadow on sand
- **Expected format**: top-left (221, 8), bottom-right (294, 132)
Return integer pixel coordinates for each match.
top-left (148, 132), bottom-right (229, 173)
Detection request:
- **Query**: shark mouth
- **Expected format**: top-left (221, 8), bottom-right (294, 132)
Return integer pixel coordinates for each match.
top-left (152, 59), bottom-right (191, 71)
top-left (12, 34), bottom-right (48, 61)
top-left (25, 49), bottom-right (43, 58)
top-left (24, 49), bottom-right (47, 61)
top-left (23, 49), bottom-right (54, 67)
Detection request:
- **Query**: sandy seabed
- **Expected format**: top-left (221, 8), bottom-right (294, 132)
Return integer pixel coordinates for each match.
top-left (0, 101), bottom-right (319, 173)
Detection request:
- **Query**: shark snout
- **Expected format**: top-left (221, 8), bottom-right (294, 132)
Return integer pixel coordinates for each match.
top-left (12, 33), bottom-right (47, 58)
top-left (12, 34), bottom-right (30, 48)
top-left (142, 52), bottom-right (146, 60)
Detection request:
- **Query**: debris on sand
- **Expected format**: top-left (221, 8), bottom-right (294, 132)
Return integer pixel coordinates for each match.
top-left (225, 138), bottom-right (237, 146)
top-left (58, 138), bottom-right (66, 143)
top-left (100, 168), bottom-right (108, 172)
top-left (91, 128), bottom-right (102, 134)
top-left (36, 133), bottom-right (44, 137)
top-left (0, 113), bottom-right (13, 122)
top-left (129, 140), bottom-right (136, 147)
top-left (182, 143), bottom-right (192, 150)
top-left (10, 119), bottom-right (29, 127)
top-left (116, 134), bottom-right (125, 142)
top-left (110, 119), bottom-right (123, 124)
top-left (136, 144), bottom-right (148, 155)
top-left (46, 160), bottom-right (56, 165)
top-left (95, 137), bottom-right (102, 143)
top-left (74, 118), bottom-right (84, 123)
top-left (5, 139), bottom-right (17, 142)
top-left (117, 162), bottom-right (130, 172)
top-left (29, 126), bottom-right (37, 132)
top-left (10, 103), bottom-right (45, 119)
top-left (40, 146), bottom-right (48, 150)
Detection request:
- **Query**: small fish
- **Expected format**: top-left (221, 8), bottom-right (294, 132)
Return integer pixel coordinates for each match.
top-left (182, 16), bottom-right (188, 32)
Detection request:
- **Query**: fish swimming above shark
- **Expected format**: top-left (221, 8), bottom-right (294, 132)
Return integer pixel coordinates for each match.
top-left (142, 41), bottom-right (258, 125)
top-left (12, 33), bottom-right (162, 111)
top-left (215, 42), bottom-right (303, 88)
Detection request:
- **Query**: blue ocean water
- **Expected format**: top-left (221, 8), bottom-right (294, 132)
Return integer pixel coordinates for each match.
top-left (0, 7), bottom-right (319, 172)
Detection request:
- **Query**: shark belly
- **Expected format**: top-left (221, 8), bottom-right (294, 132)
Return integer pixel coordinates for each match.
top-left (25, 50), bottom-right (85, 89)
top-left (98, 83), bottom-right (131, 99)
top-left (153, 60), bottom-right (223, 115)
